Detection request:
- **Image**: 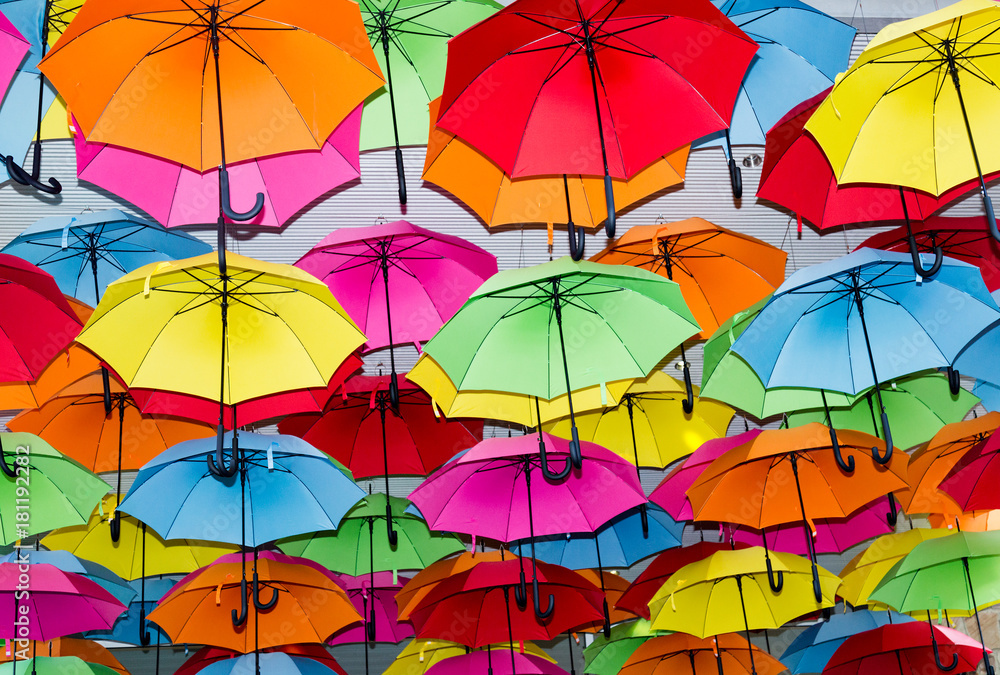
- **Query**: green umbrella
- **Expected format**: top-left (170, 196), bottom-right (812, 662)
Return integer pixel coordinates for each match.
top-left (869, 530), bottom-right (1000, 675)
top-left (359, 0), bottom-right (502, 202)
top-left (0, 432), bottom-right (109, 546)
top-left (277, 493), bottom-right (464, 575)
top-left (583, 619), bottom-right (668, 675)
top-left (786, 372), bottom-right (979, 450)
top-left (0, 657), bottom-right (118, 675)
top-left (423, 256), bottom-right (699, 471)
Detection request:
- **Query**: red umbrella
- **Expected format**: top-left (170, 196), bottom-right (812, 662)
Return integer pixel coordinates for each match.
top-left (436, 0), bottom-right (758, 236)
top-left (938, 429), bottom-right (1000, 512)
top-left (0, 254), bottom-right (82, 382)
top-left (822, 622), bottom-right (986, 675)
top-left (175, 644), bottom-right (348, 675)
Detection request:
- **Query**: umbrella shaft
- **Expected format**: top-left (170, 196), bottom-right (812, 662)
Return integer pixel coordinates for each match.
top-left (552, 287), bottom-right (577, 422)
top-left (942, 42), bottom-right (989, 190)
top-left (580, 23), bottom-right (611, 175)
top-left (852, 285), bottom-right (887, 415)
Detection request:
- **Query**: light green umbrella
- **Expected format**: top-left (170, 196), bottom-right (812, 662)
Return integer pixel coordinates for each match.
top-left (423, 256), bottom-right (699, 469)
top-left (0, 432), bottom-right (109, 545)
top-left (583, 619), bottom-right (667, 675)
top-left (0, 657), bottom-right (118, 675)
top-left (359, 0), bottom-right (502, 201)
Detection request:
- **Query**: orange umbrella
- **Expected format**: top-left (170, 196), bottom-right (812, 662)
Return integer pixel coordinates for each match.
top-left (396, 551), bottom-right (503, 622)
top-left (0, 637), bottom-right (128, 675)
top-left (897, 413), bottom-right (1000, 517)
top-left (687, 422), bottom-right (909, 601)
top-left (569, 570), bottom-right (636, 634)
top-left (148, 551), bottom-right (361, 652)
top-left (422, 97), bottom-right (689, 257)
top-left (620, 633), bottom-right (787, 675)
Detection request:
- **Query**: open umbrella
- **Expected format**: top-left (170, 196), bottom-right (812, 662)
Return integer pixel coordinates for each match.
top-left (386, 639), bottom-right (554, 675)
top-left (83, 576), bottom-right (175, 646)
top-left (0, 11), bottom-right (28, 109)
top-left (424, 650), bottom-right (568, 675)
top-left (435, 0), bottom-right (758, 237)
top-left (838, 529), bottom-right (952, 608)
top-left (194, 653), bottom-right (344, 675)
top-left (176, 645), bottom-right (347, 675)
top-left (781, 610), bottom-right (915, 675)
top-left (950, 290), bottom-right (1000, 398)
top-left (583, 619), bottom-right (666, 675)
top-left (822, 622), bottom-right (987, 675)
top-left (395, 551), bottom-right (507, 623)
top-left (619, 632), bottom-right (787, 675)
top-left (938, 429), bottom-right (1000, 512)
top-left (0, 549), bottom-right (135, 606)
top-left (328, 571), bottom-right (413, 646)
top-left (0, 340), bottom-right (99, 412)
top-left (0, 657), bottom-right (119, 675)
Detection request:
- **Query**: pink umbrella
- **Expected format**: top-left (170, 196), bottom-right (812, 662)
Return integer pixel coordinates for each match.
top-left (327, 571), bottom-right (414, 645)
top-left (0, 562), bottom-right (126, 641)
top-left (295, 221), bottom-right (498, 406)
top-left (425, 650), bottom-right (568, 675)
top-left (650, 429), bottom-right (763, 520)
top-left (71, 106), bottom-right (363, 229)
top-left (0, 13), bottom-right (28, 104)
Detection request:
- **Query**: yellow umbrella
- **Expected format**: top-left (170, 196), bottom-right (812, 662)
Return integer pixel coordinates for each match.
top-left (407, 353), bottom-right (635, 426)
top-left (544, 371), bottom-right (734, 469)
top-left (385, 640), bottom-right (554, 675)
top-left (649, 546), bottom-right (839, 637)
top-left (806, 0), bottom-right (1000, 241)
top-left (42, 494), bottom-right (237, 580)
top-left (837, 528), bottom-right (951, 607)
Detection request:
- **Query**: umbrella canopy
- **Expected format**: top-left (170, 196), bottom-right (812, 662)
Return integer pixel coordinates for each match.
top-left (0, 432), bottom-right (109, 545)
top-left (648, 546), bottom-right (840, 636)
top-left (0, 658), bottom-right (118, 675)
top-left (619, 632), bottom-right (787, 675)
top-left (838, 528), bottom-right (952, 608)
top-left (0, 341), bottom-right (100, 412)
top-left (781, 610), bottom-right (915, 675)
top-left (0, 638), bottom-right (127, 675)
top-left (0, 254), bottom-right (83, 382)
top-left (41, 493), bottom-right (237, 580)
top-left (0, 209), bottom-right (211, 306)
top-left (822, 622), bottom-right (986, 675)
top-left (583, 619), bottom-right (666, 675)
top-left (568, 569), bottom-right (637, 633)
top-left (395, 551), bottom-right (507, 623)
top-left (119, 431), bottom-right (364, 547)
top-left (950, 290), bottom-right (1000, 389)
top-left (196, 653), bottom-right (345, 675)
top-left (328, 571), bottom-right (414, 645)
top-left (939, 431), bottom-right (1000, 513)
top-left (0, 549), bottom-right (135, 606)
top-left (424, 651), bottom-right (567, 675)
top-left (176, 645), bottom-right (347, 675)
top-left (149, 550), bottom-right (361, 652)
top-left (386, 640), bottom-right (554, 675)
top-left (0, 562), bottom-right (126, 641)
top-left (0, 10), bottom-right (28, 114)
top-left (83, 576), bottom-right (175, 646)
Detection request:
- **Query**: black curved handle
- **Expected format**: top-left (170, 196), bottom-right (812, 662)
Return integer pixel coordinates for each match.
top-left (569, 426), bottom-right (583, 470)
top-left (252, 569), bottom-right (278, 611)
top-left (5, 155), bottom-right (62, 194)
top-left (810, 561), bottom-right (822, 603)
top-left (138, 605), bottom-right (152, 646)
top-left (729, 158), bottom-right (743, 199)
top-left (871, 414), bottom-right (893, 464)
top-left (367, 604), bottom-right (377, 643)
top-left (984, 189), bottom-right (999, 244)
top-left (886, 492), bottom-right (898, 527)
top-left (0, 441), bottom-right (16, 478)
top-left (603, 175), bottom-right (616, 239)
top-left (568, 220), bottom-right (585, 261)
top-left (931, 626), bottom-right (960, 671)
top-left (907, 234), bottom-right (943, 278)
top-left (386, 502), bottom-right (398, 547)
top-left (395, 147), bottom-right (407, 205)
top-left (539, 434), bottom-right (572, 481)
top-left (109, 510), bottom-right (122, 543)
top-left (220, 166), bottom-right (264, 222)
top-left (602, 598), bottom-right (612, 638)
top-left (639, 503), bottom-right (649, 538)
top-left (830, 427), bottom-right (855, 473)
top-left (207, 427), bottom-right (239, 477)
top-left (532, 575), bottom-right (555, 620)
top-left (765, 555), bottom-right (784, 593)
top-left (231, 577), bottom-right (248, 626)
top-left (389, 372), bottom-right (400, 410)
top-left (514, 570), bottom-right (528, 609)
top-left (681, 360), bottom-right (694, 414)
top-left (947, 366), bottom-right (961, 396)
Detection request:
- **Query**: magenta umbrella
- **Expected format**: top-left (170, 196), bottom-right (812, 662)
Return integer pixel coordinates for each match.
top-left (295, 220), bottom-right (497, 406)
top-left (71, 106), bottom-right (363, 229)
top-left (408, 432), bottom-right (645, 629)
top-left (650, 429), bottom-right (763, 520)
top-left (424, 650), bottom-right (568, 675)
top-left (0, 13), bottom-right (28, 105)
top-left (0, 561), bottom-right (126, 641)
top-left (328, 572), bottom-right (413, 646)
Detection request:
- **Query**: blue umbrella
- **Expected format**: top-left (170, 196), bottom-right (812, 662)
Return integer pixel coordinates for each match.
top-left (693, 0), bottom-right (855, 196)
top-left (1, 209), bottom-right (211, 306)
top-left (973, 380), bottom-right (1000, 411)
top-left (952, 290), bottom-right (1000, 392)
top-left (198, 653), bottom-right (343, 675)
top-left (0, 548), bottom-right (136, 605)
top-left (781, 610), bottom-right (914, 674)
top-left (84, 576), bottom-right (176, 646)
top-left (119, 431), bottom-right (364, 548)
top-left (730, 249), bottom-right (1000, 464)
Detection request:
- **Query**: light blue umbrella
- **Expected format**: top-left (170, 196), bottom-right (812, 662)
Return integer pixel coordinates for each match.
top-left (84, 576), bottom-right (176, 646)
top-left (198, 653), bottom-right (343, 675)
top-left (693, 0), bottom-right (855, 196)
top-left (0, 548), bottom-right (136, 605)
top-left (973, 379), bottom-right (1000, 411)
top-left (953, 290), bottom-right (1000, 391)
top-left (119, 431), bottom-right (365, 548)
top-left (780, 610), bottom-right (914, 674)
top-left (730, 249), bottom-right (1000, 461)
top-left (1, 209), bottom-right (211, 306)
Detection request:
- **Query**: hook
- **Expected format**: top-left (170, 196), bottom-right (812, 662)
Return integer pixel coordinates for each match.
top-left (367, 603), bottom-right (377, 643)
top-left (389, 371), bottom-right (400, 409)
top-left (886, 493), bottom-right (899, 527)
top-left (809, 560), bottom-right (822, 603)
top-left (385, 501), bottom-right (398, 547)
top-left (5, 155), bottom-right (62, 194)
top-left (728, 158), bottom-right (743, 199)
top-left (681, 360), bottom-right (695, 414)
top-left (947, 366), bottom-right (961, 396)
top-left (207, 429), bottom-right (239, 477)
top-left (109, 510), bottom-right (122, 543)
top-left (830, 426), bottom-right (855, 473)
top-left (231, 576), bottom-right (248, 626)
top-left (0, 439), bottom-right (16, 478)
top-left (907, 234), bottom-right (943, 278)
top-left (930, 620), bottom-right (959, 671)
top-left (568, 220), bottom-right (585, 261)
top-left (514, 569), bottom-right (528, 609)
top-left (639, 503), bottom-right (649, 538)
top-left (538, 434), bottom-right (572, 481)
top-left (765, 554), bottom-right (784, 592)
top-left (603, 175), bottom-right (616, 239)
top-left (219, 166), bottom-right (264, 222)
top-left (251, 569), bottom-right (278, 610)
top-left (602, 598), bottom-right (612, 638)
top-left (138, 605), bottom-right (152, 646)
top-left (395, 148), bottom-right (407, 205)
top-left (871, 414), bottom-right (893, 464)
top-left (568, 426), bottom-right (583, 470)
top-left (532, 574), bottom-right (555, 620)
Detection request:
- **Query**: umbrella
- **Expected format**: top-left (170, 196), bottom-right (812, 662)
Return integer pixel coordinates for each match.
top-left (583, 619), bottom-right (666, 675)
top-left (196, 653), bottom-right (345, 675)
top-left (0, 209), bottom-right (211, 306)
top-left (73, 252), bottom-right (366, 465)
top-left (149, 550), bottom-right (361, 652)
top-left (358, 0), bottom-right (501, 202)
top-left (692, 0), bottom-right (855, 196)
top-left (0, 638), bottom-right (128, 675)
top-left (70, 107), bottom-right (364, 229)
top-left (0, 658), bottom-right (118, 675)
top-left (805, 0), bottom-right (1000, 241)
top-left (974, 380), bottom-right (1000, 411)
top-left (40, 0), bottom-right (384, 224)
top-left (951, 290), bottom-right (1000, 395)
top-left (0, 254), bottom-right (83, 382)
top-left (837, 529), bottom-right (952, 608)
top-left (0, 341), bottom-right (100, 412)
top-left (0, 11), bottom-right (28, 106)
top-left (567, 569), bottom-right (637, 633)
top-left (822, 622), bottom-right (987, 675)
top-left (938, 429), bottom-right (1000, 512)
top-left (648, 546), bottom-right (840, 637)
top-left (0, 562), bottom-right (126, 640)
top-left (83, 576), bottom-right (175, 646)
top-left (277, 493), bottom-right (465, 576)
top-left (424, 650), bottom-right (568, 675)
top-left (422, 97), bottom-right (689, 258)
top-left (729, 248), bottom-right (1000, 456)
top-left (435, 0), bottom-right (758, 237)
top-left (395, 551), bottom-right (508, 623)
top-left (119, 431), bottom-right (364, 547)
top-left (328, 571), bottom-right (413, 646)
top-left (0, 432), bottom-right (109, 545)
top-left (686, 423), bottom-right (908, 600)
top-left (276, 374), bottom-right (482, 538)
top-left (781, 610), bottom-right (915, 675)
top-left (41, 493), bottom-right (237, 580)
top-left (421, 256), bottom-right (699, 464)
top-left (868, 531), bottom-right (1000, 674)
top-left (386, 639), bottom-right (554, 675)
top-left (295, 221), bottom-right (497, 399)
top-left (619, 632), bottom-right (787, 675)
top-left (0, 549), bottom-right (135, 606)
top-left (176, 645), bottom-right (347, 675)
